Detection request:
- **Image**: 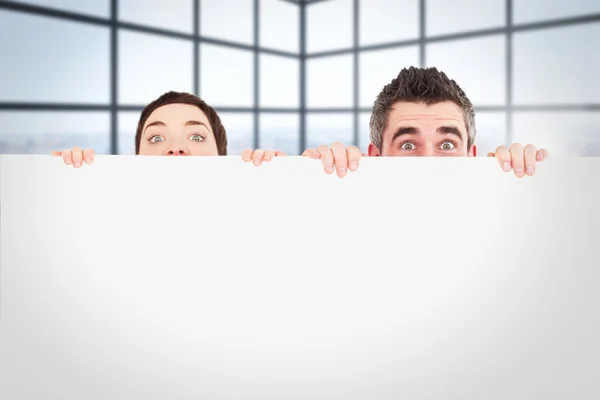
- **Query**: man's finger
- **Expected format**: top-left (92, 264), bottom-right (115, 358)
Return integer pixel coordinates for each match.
top-left (510, 143), bottom-right (525, 178)
top-left (302, 148), bottom-right (320, 159)
top-left (51, 150), bottom-right (62, 157)
top-left (316, 145), bottom-right (334, 174)
top-left (346, 145), bottom-right (362, 172)
top-left (330, 142), bottom-right (348, 178)
top-left (494, 146), bottom-right (511, 172)
top-left (62, 149), bottom-right (73, 165)
top-left (71, 147), bottom-right (83, 168)
top-left (86, 149), bottom-right (95, 165)
top-left (524, 144), bottom-right (537, 176)
top-left (537, 148), bottom-right (550, 161)
top-left (263, 150), bottom-right (276, 161)
top-left (253, 149), bottom-right (265, 166)
top-left (275, 150), bottom-right (287, 157)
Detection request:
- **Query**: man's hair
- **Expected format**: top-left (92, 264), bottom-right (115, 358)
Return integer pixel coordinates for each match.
top-left (135, 91), bottom-right (227, 155)
top-left (369, 66), bottom-right (476, 151)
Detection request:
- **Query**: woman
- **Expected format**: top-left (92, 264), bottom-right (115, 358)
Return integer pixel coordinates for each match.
top-left (53, 91), bottom-right (281, 166)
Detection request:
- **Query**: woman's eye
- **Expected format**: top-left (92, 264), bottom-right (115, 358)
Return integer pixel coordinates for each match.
top-left (189, 134), bottom-right (204, 142)
top-left (402, 142), bottom-right (416, 150)
top-left (440, 141), bottom-right (455, 150)
top-left (149, 136), bottom-right (164, 143)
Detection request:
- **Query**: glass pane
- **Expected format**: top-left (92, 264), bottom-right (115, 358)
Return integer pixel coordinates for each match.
top-left (306, 113), bottom-right (353, 149)
top-left (200, 0), bottom-right (253, 45)
top-left (307, 54), bottom-right (353, 108)
top-left (426, 35), bottom-right (506, 106)
top-left (118, 111), bottom-right (140, 155)
top-left (260, 0), bottom-right (299, 53)
top-left (427, 0), bottom-right (505, 36)
top-left (513, 111), bottom-right (600, 157)
top-left (119, 0), bottom-right (193, 33)
top-left (514, 0), bottom-right (600, 24)
top-left (260, 55), bottom-right (299, 108)
top-left (218, 112), bottom-right (254, 155)
top-left (200, 44), bottom-right (253, 107)
top-left (473, 111), bottom-right (507, 156)
top-left (513, 23), bottom-right (600, 105)
top-left (359, 0), bottom-right (419, 46)
top-left (0, 111), bottom-right (110, 154)
top-left (119, 30), bottom-right (193, 105)
top-left (307, 0), bottom-right (352, 53)
top-left (259, 113), bottom-right (300, 155)
top-left (9, 0), bottom-right (109, 18)
top-left (359, 112), bottom-right (371, 153)
top-left (359, 46), bottom-right (420, 108)
top-left (0, 11), bottom-right (109, 103)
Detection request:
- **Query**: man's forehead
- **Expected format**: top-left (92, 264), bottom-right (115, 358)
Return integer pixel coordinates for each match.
top-left (388, 101), bottom-right (465, 124)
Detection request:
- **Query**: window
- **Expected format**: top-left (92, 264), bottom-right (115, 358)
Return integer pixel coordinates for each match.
top-left (473, 112), bottom-right (507, 155)
top-left (307, 54), bottom-right (354, 108)
top-left (426, 35), bottom-right (506, 106)
top-left (200, 0), bottom-right (253, 45)
top-left (260, 55), bottom-right (299, 108)
top-left (11, 0), bottom-right (110, 18)
top-left (427, 0), bottom-right (505, 36)
top-left (0, 11), bottom-right (109, 103)
top-left (118, 30), bottom-right (193, 105)
top-left (219, 113), bottom-right (254, 155)
top-left (119, 0), bottom-right (193, 33)
top-left (306, 113), bottom-right (353, 150)
top-left (514, 0), bottom-right (600, 25)
top-left (360, 0), bottom-right (419, 45)
top-left (307, 0), bottom-right (353, 53)
top-left (513, 112), bottom-right (600, 157)
top-left (513, 23), bottom-right (600, 105)
top-left (118, 111), bottom-right (140, 155)
top-left (260, 113), bottom-right (300, 155)
top-left (0, 112), bottom-right (110, 155)
top-left (260, 0), bottom-right (299, 53)
top-left (200, 44), bottom-right (254, 107)
top-left (359, 46), bottom-right (420, 108)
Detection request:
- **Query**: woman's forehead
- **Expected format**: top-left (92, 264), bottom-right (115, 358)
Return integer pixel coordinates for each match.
top-left (144, 103), bottom-right (211, 129)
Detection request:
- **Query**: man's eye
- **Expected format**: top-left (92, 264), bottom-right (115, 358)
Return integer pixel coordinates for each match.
top-left (149, 135), bottom-right (164, 143)
top-left (440, 141), bottom-right (455, 150)
top-left (189, 134), bottom-right (204, 142)
top-left (401, 143), bottom-right (416, 150)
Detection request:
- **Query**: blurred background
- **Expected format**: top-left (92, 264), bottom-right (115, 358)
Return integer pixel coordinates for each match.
top-left (0, 0), bottom-right (599, 156)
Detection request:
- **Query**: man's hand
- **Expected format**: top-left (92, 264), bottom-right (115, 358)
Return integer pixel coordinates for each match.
top-left (241, 149), bottom-right (287, 166)
top-left (51, 147), bottom-right (95, 168)
top-left (488, 144), bottom-right (549, 178)
top-left (302, 143), bottom-right (364, 178)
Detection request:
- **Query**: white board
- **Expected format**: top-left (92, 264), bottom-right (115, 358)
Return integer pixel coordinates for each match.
top-left (1, 155), bottom-right (599, 399)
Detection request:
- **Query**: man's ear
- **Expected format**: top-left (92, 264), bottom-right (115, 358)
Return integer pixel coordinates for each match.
top-left (368, 143), bottom-right (380, 157)
top-left (468, 144), bottom-right (476, 157)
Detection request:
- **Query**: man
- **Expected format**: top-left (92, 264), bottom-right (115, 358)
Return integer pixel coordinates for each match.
top-left (246, 67), bottom-right (549, 178)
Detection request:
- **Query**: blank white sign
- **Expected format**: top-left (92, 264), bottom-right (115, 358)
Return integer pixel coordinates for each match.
top-left (1, 155), bottom-right (599, 399)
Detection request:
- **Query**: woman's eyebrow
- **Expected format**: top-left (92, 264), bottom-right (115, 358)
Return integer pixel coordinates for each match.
top-left (144, 121), bottom-right (166, 133)
top-left (185, 120), bottom-right (212, 132)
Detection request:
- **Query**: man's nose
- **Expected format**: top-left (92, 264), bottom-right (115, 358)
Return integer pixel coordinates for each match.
top-left (420, 147), bottom-right (435, 157)
top-left (163, 147), bottom-right (190, 156)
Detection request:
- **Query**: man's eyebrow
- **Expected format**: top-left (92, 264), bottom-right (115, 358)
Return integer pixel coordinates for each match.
top-left (144, 121), bottom-right (166, 132)
top-left (437, 126), bottom-right (464, 140)
top-left (391, 127), bottom-right (419, 142)
top-left (185, 120), bottom-right (211, 132)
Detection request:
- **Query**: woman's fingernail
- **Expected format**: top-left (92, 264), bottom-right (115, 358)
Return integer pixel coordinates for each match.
top-left (526, 167), bottom-right (535, 175)
top-left (503, 163), bottom-right (511, 171)
top-left (350, 161), bottom-right (358, 171)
